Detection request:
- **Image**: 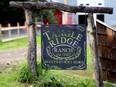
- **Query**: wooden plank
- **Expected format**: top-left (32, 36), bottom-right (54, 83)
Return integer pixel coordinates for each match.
top-left (88, 13), bottom-right (104, 87)
top-left (9, 1), bottom-right (113, 14)
top-left (106, 28), bottom-right (113, 47)
top-left (111, 49), bottom-right (116, 60)
top-left (97, 23), bottom-right (107, 34)
top-left (100, 57), bottom-right (116, 72)
top-left (96, 19), bottom-right (116, 32)
top-left (2, 36), bottom-right (27, 42)
top-left (97, 34), bottom-right (106, 46)
top-left (102, 46), bottom-right (111, 58)
top-left (112, 32), bottom-right (116, 48)
top-left (1, 26), bottom-right (25, 31)
top-left (102, 70), bottom-right (116, 83)
top-left (98, 46), bottom-right (102, 57)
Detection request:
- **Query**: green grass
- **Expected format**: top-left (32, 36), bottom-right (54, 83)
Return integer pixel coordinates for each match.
top-left (0, 66), bottom-right (25, 87)
top-left (0, 35), bottom-right (41, 50)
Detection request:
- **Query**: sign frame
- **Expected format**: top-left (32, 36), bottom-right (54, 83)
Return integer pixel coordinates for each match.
top-left (41, 24), bottom-right (87, 70)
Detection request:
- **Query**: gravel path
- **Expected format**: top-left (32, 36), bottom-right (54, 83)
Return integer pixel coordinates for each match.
top-left (0, 46), bottom-right (41, 67)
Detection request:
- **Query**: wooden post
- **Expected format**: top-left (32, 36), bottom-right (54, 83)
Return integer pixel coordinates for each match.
top-left (0, 24), bottom-right (2, 42)
top-left (24, 9), bottom-right (38, 77)
top-left (8, 23), bottom-right (11, 38)
top-left (9, 1), bottom-right (113, 14)
top-left (8, 23), bottom-right (11, 27)
top-left (87, 13), bottom-right (104, 87)
top-left (17, 22), bottom-right (20, 37)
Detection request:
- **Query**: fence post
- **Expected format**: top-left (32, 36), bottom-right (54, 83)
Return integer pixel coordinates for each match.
top-left (87, 13), bottom-right (104, 87)
top-left (8, 23), bottom-right (11, 38)
top-left (0, 24), bottom-right (2, 42)
top-left (17, 22), bottom-right (20, 37)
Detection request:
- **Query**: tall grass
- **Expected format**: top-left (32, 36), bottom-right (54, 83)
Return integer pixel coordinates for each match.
top-left (0, 59), bottom-right (115, 87)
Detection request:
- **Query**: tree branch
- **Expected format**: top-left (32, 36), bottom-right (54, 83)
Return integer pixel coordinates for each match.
top-left (9, 1), bottom-right (113, 14)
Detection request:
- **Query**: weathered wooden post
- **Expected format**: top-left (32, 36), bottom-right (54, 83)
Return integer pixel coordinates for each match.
top-left (25, 9), bottom-right (38, 76)
top-left (17, 22), bottom-right (20, 37)
top-left (87, 13), bottom-right (103, 87)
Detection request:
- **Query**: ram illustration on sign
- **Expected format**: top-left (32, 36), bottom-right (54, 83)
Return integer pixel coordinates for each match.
top-left (41, 25), bottom-right (86, 70)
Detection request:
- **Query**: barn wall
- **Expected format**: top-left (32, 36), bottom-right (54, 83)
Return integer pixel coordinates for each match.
top-left (97, 19), bottom-right (116, 83)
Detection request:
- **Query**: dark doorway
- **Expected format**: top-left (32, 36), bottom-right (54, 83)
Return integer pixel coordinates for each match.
top-left (97, 14), bottom-right (104, 22)
top-left (78, 15), bottom-right (88, 25)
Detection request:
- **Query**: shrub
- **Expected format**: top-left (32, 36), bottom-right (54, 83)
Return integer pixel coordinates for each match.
top-left (17, 62), bottom-right (45, 83)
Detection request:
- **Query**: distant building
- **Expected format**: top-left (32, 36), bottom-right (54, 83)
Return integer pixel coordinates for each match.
top-left (51, 0), bottom-right (115, 26)
top-left (76, 0), bottom-right (104, 25)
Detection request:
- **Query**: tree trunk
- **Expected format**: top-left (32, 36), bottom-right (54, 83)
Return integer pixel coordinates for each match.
top-left (25, 9), bottom-right (38, 77)
top-left (87, 13), bottom-right (104, 87)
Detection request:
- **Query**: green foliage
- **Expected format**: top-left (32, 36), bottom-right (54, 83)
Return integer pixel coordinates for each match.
top-left (30, 0), bottom-right (57, 24)
top-left (36, 70), bottom-right (95, 87)
top-left (17, 63), bottom-right (37, 83)
top-left (17, 61), bottom-right (48, 83)
top-left (28, 0), bottom-right (58, 24)
top-left (34, 9), bottom-right (57, 24)
top-left (17, 63), bottom-right (34, 83)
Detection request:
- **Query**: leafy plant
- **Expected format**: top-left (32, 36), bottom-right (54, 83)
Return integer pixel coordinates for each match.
top-left (17, 63), bottom-right (34, 83)
top-left (17, 64), bottom-right (35, 83)
top-left (17, 61), bottom-right (49, 83)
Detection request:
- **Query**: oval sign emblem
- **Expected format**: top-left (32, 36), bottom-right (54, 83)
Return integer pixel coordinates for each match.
top-left (52, 44), bottom-right (75, 60)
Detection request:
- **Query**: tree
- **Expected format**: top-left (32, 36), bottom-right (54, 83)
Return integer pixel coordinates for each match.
top-left (34, 9), bottom-right (57, 24)
top-left (30, 0), bottom-right (57, 24)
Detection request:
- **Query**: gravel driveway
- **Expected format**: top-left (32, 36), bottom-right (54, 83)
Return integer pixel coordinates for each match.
top-left (0, 46), bottom-right (41, 67)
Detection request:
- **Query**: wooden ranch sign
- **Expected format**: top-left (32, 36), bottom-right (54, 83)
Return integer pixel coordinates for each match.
top-left (10, 1), bottom-right (113, 86)
top-left (41, 25), bottom-right (86, 70)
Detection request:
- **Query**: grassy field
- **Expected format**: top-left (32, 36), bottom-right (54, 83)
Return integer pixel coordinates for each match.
top-left (0, 35), bottom-right (41, 50)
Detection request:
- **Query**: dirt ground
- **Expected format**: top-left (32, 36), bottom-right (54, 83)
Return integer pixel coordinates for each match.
top-left (0, 46), bottom-right (41, 68)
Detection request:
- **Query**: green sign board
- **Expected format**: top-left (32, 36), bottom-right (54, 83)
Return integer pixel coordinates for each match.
top-left (41, 25), bottom-right (86, 70)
